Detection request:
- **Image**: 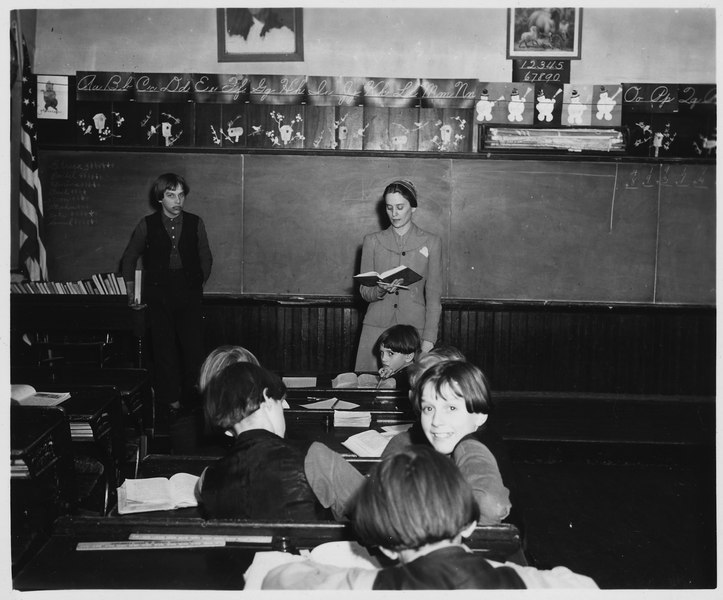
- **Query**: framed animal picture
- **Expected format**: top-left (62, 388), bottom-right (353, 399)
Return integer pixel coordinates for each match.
top-left (36, 75), bottom-right (69, 120)
top-left (217, 8), bottom-right (304, 62)
top-left (507, 8), bottom-right (582, 59)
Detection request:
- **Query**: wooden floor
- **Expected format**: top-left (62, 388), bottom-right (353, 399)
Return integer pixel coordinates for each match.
top-left (513, 444), bottom-right (717, 589)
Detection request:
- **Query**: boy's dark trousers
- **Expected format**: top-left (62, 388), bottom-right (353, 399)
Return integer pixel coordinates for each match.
top-left (146, 271), bottom-right (204, 451)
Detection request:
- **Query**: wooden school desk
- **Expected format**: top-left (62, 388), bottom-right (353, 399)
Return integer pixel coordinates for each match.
top-left (10, 406), bottom-right (77, 574)
top-left (12, 514), bottom-right (523, 591)
top-left (282, 374), bottom-right (415, 427)
top-left (11, 365), bottom-right (153, 460)
top-left (10, 294), bottom-right (148, 368)
top-left (16, 385), bottom-right (126, 514)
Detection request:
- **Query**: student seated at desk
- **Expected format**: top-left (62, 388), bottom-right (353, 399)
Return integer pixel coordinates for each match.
top-left (196, 362), bottom-right (331, 520)
top-left (197, 345), bottom-right (260, 393)
top-left (198, 345), bottom-right (364, 521)
top-left (383, 359), bottom-right (511, 524)
top-left (375, 324), bottom-right (421, 394)
top-left (260, 446), bottom-right (597, 590)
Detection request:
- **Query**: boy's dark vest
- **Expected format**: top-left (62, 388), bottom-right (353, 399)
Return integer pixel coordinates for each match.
top-left (143, 211), bottom-right (202, 288)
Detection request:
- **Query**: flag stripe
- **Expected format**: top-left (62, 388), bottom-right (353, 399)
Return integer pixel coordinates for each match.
top-left (18, 35), bottom-right (47, 281)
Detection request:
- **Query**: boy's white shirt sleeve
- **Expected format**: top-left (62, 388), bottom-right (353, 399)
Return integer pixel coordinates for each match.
top-left (261, 559), bottom-right (377, 590)
top-left (488, 560), bottom-right (599, 588)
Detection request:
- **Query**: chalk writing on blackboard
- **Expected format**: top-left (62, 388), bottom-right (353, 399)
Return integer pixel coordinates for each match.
top-left (511, 59), bottom-right (570, 84)
top-left (678, 85), bottom-right (717, 110)
top-left (622, 84), bottom-right (679, 112)
top-left (45, 159), bottom-right (115, 226)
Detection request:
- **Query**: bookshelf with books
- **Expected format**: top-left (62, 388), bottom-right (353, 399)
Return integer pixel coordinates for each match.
top-left (10, 294), bottom-right (148, 368)
top-left (11, 273), bottom-right (127, 296)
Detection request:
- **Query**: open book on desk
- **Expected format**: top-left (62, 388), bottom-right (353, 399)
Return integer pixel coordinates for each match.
top-left (332, 372), bottom-right (395, 389)
top-left (117, 472), bottom-right (199, 514)
top-left (10, 384), bottom-right (70, 407)
top-left (342, 429), bottom-right (391, 457)
top-left (354, 264), bottom-right (422, 288)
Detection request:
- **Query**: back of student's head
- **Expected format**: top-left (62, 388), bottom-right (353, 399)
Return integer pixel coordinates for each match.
top-left (204, 362), bottom-right (285, 430)
top-left (352, 445), bottom-right (480, 551)
top-left (412, 360), bottom-right (492, 416)
top-left (407, 345), bottom-right (466, 388)
top-left (198, 344), bottom-right (260, 393)
top-left (376, 324), bottom-right (421, 356)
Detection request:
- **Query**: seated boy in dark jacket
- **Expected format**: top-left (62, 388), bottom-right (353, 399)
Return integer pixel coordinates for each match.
top-left (196, 362), bottom-right (329, 520)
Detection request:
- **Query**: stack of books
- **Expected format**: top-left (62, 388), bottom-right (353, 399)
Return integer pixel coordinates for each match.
top-left (11, 272), bottom-right (127, 295)
top-left (484, 127), bottom-right (626, 153)
top-left (11, 459), bottom-right (29, 479)
top-left (69, 421), bottom-right (94, 440)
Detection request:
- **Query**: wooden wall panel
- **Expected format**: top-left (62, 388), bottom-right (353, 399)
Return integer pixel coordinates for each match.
top-left (200, 298), bottom-right (715, 396)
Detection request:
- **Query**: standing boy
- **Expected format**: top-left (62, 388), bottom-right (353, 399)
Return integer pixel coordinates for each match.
top-left (120, 173), bottom-right (213, 448)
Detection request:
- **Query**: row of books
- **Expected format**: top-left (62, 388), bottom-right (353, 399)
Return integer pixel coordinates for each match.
top-left (484, 127), bottom-right (626, 152)
top-left (10, 272), bottom-right (127, 296)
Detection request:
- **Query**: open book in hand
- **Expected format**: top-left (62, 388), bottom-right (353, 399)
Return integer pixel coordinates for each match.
top-left (354, 264), bottom-right (422, 287)
top-left (117, 472), bottom-right (200, 514)
top-left (11, 384), bottom-right (70, 406)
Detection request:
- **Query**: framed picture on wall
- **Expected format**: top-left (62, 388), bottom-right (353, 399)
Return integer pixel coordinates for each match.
top-left (507, 8), bottom-right (582, 59)
top-left (217, 8), bottom-right (304, 62)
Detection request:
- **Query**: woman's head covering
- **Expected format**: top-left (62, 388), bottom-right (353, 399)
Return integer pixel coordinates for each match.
top-left (384, 179), bottom-right (418, 207)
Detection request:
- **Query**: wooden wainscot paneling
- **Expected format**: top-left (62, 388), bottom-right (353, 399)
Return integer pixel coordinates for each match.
top-left (199, 296), bottom-right (715, 396)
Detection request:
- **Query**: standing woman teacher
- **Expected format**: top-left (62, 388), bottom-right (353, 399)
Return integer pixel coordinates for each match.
top-left (355, 180), bottom-right (443, 372)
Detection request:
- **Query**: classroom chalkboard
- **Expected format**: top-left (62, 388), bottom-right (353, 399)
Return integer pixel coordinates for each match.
top-left (39, 151), bottom-right (244, 293)
top-left (241, 154), bottom-right (449, 295)
top-left (37, 150), bottom-right (715, 304)
top-left (450, 161), bottom-right (661, 302)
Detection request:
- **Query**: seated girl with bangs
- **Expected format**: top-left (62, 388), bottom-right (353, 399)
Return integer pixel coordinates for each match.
top-left (383, 359), bottom-right (513, 525)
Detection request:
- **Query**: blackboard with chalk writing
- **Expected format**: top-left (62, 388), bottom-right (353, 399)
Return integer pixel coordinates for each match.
top-left (38, 150), bottom-right (715, 304)
top-left (39, 151), bottom-right (244, 293)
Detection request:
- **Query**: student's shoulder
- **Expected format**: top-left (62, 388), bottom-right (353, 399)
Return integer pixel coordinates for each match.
top-left (453, 434), bottom-right (495, 461)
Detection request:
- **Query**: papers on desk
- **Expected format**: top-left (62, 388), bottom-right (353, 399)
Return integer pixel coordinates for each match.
top-left (342, 429), bottom-right (390, 457)
top-left (301, 398), bottom-right (359, 410)
top-left (334, 410), bottom-right (371, 428)
top-left (381, 423), bottom-right (413, 434)
top-left (10, 384), bottom-right (70, 406)
top-left (282, 376), bottom-right (317, 388)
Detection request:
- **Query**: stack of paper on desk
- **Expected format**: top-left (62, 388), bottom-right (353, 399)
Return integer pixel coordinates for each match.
top-left (282, 376), bottom-right (317, 388)
top-left (334, 410), bottom-right (371, 428)
top-left (342, 429), bottom-right (390, 457)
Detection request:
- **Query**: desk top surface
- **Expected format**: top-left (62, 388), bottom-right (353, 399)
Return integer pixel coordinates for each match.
top-left (11, 366), bottom-right (150, 395)
top-left (12, 515), bottom-right (521, 591)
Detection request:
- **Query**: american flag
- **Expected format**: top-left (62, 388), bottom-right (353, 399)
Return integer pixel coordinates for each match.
top-left (18, 35), bottom-right (47, 281)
